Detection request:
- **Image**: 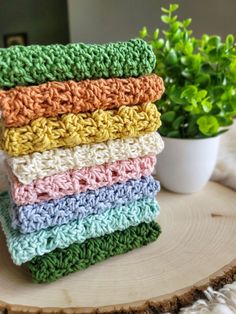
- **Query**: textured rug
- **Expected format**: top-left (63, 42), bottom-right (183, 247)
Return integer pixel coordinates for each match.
top-left (180, 283), bottom-right (236, 313)
top-left (212, 120), bottom-right (236, 191)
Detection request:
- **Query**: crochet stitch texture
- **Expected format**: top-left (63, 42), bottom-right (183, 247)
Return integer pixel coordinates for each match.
top-left (0, 39), bottom-right (156, 88)
top-left (7, 132), bottom-right (164, 185)
top-left (11, 176), bottom-right (160, 234)
top-left (9, 155), bottom-right (156, 205)
top-left (0, 103), bottom-right (161, 157)
top-left (0, 74), bottom-right (164, 127)
top-left (0, 191), bottom-right (160, 265)
top-left (28, 221), bottom-right (161, 283)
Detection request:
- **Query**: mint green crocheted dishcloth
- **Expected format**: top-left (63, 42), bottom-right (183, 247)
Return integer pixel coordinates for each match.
top-left (0, 192), bottom-right (159, 265)
top-left (0, 39), bottom-right (156, 88)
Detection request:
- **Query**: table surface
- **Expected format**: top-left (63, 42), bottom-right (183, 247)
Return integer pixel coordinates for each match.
top-left (0, 181), bottom-right (236, 312)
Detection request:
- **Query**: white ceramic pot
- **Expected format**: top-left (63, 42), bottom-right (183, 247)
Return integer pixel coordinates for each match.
top-left (155, 136), bottom-right (221, 194)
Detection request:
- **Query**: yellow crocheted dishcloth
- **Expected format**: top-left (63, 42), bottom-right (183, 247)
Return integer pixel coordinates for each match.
top-left (0, 103), bottom-right (161, 157)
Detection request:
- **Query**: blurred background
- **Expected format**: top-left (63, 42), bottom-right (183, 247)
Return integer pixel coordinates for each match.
top-left (0, 0), bottom-right (235, 47)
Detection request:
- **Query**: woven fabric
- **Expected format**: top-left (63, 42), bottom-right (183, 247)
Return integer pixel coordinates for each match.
top-left (8, 155), bottom-right (156, 205)
top-left (0, 74), bottom-right (164, 127)
top-left (11, 176), bottom-right (160, 234)
top-left (0, 39), bottom-right (156, 88)
top-left (7, 132), bottom-right (164, 185)
top-left (28, 221), bottom-right (161, 283)
top-left (0, 191), bottom-right (160, 265)
top-left (0, 103), bottom-right (161, 157)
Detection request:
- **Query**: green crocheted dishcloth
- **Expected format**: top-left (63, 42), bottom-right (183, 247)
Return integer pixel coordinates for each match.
top-left (28, 221), bottom-right (161, 283)
top-left (0, 39), bottom-right (156, 88)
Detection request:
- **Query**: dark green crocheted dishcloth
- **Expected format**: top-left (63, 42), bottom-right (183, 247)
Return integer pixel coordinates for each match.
top-left (0, 39), bottom-right (156, 88)
top-left (28, 221), bottom-right (161, 283)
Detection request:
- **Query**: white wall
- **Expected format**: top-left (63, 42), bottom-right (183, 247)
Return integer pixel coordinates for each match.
top-left (68, 0), bottom-right (236, 44)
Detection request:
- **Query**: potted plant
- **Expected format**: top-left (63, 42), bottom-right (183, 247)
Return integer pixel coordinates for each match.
top-left (140, 4), bottom-right (236, 193)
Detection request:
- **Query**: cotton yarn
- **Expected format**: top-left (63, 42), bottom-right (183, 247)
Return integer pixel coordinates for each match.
top-left (0, 39), bottom-right (156, 88)
top-left (7, 132), bottom-right (164, 185)
top-left (0, 74), bottom-right (164, 127)
top-left (0, 103), bottom-right (161, 157)
top-left (28, 221), bottom-right (161, 283)
top-left (9, 155), bottom-right (156, 205)
top-left (0, 38), bottom-right (164, 283)
top-left (0, 191), bottom-right (160, 265)
top-left (10, 176), bottom-right (160, 234)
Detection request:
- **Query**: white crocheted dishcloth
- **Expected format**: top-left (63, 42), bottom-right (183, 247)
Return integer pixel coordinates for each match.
top-left (6, 132), bottom-right (164, 185)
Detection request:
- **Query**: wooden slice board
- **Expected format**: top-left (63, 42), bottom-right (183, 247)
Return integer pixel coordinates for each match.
top-left (0, 182), bottom-right (236, 314)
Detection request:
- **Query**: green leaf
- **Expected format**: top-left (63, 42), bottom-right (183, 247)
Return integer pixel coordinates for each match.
top-left (183, 32), bottom-right (189, 42)
top-left (196, 74), bottom-right (210, 86)
top-left (220, 56), bottom-right (232, 67)
top-left (169, 4), bottom-right (179, 12)
top-left (159, 125), bottom-right (169, 136)
top-left (218, 43), bottom-right (227, 57)
top-left (230, 98), bottom-right (236, 112)
top-left (161, 111), bottom-right (176, 123)
top-left (201, 34), bottom-right (209, 46)
top-left (197, 90), bottom-right (207, 99)
top-left (208, 48), bottom-right (218, 61)
top-left (183, 18), bottom-right (192, 28)
top-left (197, 116), bottom-right (219, 136)
top-left (156, 38), bottom-right (164, 49)
top-left (191, 54), bottom-right (202, 72)
top-left (172, 116), bottom-right (185, 130)
top-left (170, 15), bottom-right (178, 23)
top-left (215, 100), bottom-right (223, 110)
top-left (169, 94), bottom-right (185, 105)
top-left (184, 105), bottom-right (193, 112)
top-left (222, 103), bottom-right (235, 113)
top-left (226, 34), bottom-right (234, 48)
top-left (184, 42), bottom-right (194, 55)
top-left (140, 26), bottom-right (148, 38)
top-left (229, 59), bottom-right (236, 80)
top-left (161, 15), bottom-right (171, 24)
top-left (180, 56), bottom-right (189, 65)
top-left (216, 115), bottom-right (234, 127)
top-left (168, 86), bottom-right (186, 105)
top-left (161, 7), bottom-right (169, 13)
top-left (191, 98), bottom-right (198, 107)
top-left (166, 49), bottom-right (178, 65)
top-left (171, 22), bottom-right (181, 32)
top-left (165, 39), bottom-right (171, 50)
top-left (167, 130), bottom-right (181, 138)
top-left (207, 36), bottom-right (221, 48)
top-left (221, 87), bottom-right (235, 101)
top-left (172, 29), bottom-right (182, 42)
top-left (210, 86), bottom-right (225, 98)
top-left (153, 29), bottom-right (159, 40)
top-left (201, 63), bottom-right (215, 74)
top-left (181, 85), bottom-right (197, 99)
top-left (201, 99), bottom-right (212, 112)
top-left (186, 116), bottom-right (198, 137)
top-left (181, 68), bottom-right (192, 79)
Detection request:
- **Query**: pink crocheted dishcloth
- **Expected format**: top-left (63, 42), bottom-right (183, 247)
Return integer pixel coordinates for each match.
top-left (9, 155), bottom-right (156, 205)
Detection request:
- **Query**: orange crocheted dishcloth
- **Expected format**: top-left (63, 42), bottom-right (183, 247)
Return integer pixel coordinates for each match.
top-left (0, 74), bottom-right (164, 127)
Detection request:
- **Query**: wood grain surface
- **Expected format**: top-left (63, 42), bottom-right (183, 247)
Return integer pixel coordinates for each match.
top-left (0, 182), bottom-right (236, 313)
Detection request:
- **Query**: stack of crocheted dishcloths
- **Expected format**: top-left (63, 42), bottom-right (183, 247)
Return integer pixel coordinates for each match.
top-left (0, 39), bottom-right (165, 283)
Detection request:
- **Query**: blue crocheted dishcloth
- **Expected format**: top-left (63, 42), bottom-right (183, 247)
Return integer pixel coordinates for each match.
top-left (10, 176), bottom-right (160, 234)
top-left (0, 192), bottom-right (160, 265)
